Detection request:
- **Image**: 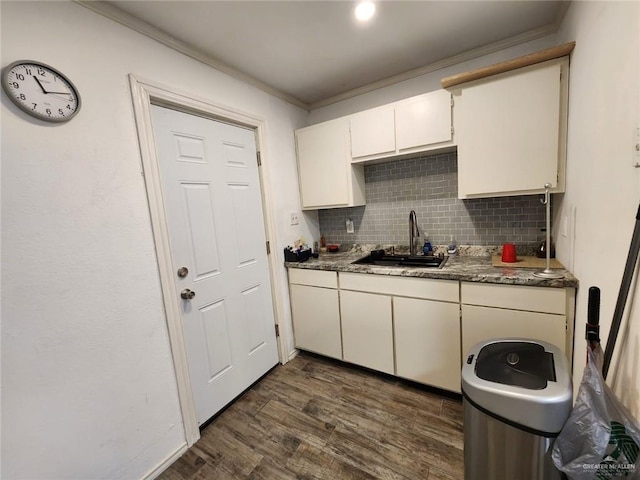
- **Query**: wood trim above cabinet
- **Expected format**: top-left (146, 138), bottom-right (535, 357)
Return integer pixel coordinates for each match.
top-left (441, 42), bottom-right (575, 89)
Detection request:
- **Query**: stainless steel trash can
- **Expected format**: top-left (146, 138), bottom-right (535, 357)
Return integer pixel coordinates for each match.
top-left (461, 339), bottom-right (572, 480)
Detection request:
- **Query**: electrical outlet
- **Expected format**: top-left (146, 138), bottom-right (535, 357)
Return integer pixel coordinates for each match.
top-left (346, 218), bottom-right (354, 234)
top-left (633, 127), bottom-right (639, 168)
top-left (290, 212), bottom-right (299, 226)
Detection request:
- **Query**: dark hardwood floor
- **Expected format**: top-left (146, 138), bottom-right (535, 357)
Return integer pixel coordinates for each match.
top-left (159, 352), bottom-right (464, 480)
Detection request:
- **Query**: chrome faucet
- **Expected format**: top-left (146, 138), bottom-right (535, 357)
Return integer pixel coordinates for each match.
top-left (409, 210), bottom-right (420, 256)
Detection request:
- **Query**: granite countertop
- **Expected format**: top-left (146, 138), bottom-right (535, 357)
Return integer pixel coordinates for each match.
top-left (285, 247), bottom-right (578, 288)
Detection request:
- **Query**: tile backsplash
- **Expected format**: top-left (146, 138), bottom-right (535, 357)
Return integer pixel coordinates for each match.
top-left (318, 151), bottom-right (547, 247)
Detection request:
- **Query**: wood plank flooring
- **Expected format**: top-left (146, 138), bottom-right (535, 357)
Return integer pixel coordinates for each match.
top-left (159, 352), bottom-right (464, 480)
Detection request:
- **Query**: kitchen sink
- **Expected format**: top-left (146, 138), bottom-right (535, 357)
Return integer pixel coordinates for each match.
top-left (352, 250), bottom-right (447, 268)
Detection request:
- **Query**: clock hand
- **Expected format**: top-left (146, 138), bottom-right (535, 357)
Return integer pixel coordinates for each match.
top-left (33, 76), bottom-right (69, 95)
top-left (33, 76), bottom-right (47, 93)
top-left (46, 92), bottom-right (73, 102)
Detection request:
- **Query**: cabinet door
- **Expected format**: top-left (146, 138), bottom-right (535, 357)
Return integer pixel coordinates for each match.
top-left (394, 297), bottom-right (461, 393)
top-left (290, 284), bottom-right (342, 359)
top-left (396, 90), bottom-right (452, 151)
top-left (461, 304), bottom-right (566, 362)
top-left (350, 105), bottom-right (396, 159)
top-left (340, 290), bottom-right (393, 374)
top-left (295, 119), bottom-right (350, 208)
top-left (455, 59), bottom-right (564, 198)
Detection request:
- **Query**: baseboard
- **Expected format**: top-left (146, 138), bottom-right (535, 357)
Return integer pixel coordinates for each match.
top-left (142, 443), bottom-right (189, 480)
top-left (288, 348), bottom-right (300, 362)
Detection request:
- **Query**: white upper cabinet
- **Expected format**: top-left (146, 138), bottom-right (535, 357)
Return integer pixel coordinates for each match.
top-left (451, 57), bottom-right (569, 199)
top-left (294, 89), bottom-right (454, 209)
top-left (395, 90), bottom-right (453, 152)
top-left (349, 90), bottom-right (455, 163)
top-left (349, 104), bottom-right (396, 159)
top-left (295, 117), bottom-right (366, 210)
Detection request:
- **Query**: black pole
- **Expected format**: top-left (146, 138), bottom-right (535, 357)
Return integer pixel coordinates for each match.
top-left (603, 204), bottom-right (640, 380)
top-left (586, 286), bottom-right (601, 345)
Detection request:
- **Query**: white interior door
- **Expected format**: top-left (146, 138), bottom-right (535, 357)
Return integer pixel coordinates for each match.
top-left (150, 105), bottom-right (279, 425)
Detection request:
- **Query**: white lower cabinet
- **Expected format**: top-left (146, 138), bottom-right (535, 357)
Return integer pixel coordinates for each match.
top-left (340, 290), bottom-right (394, 374)
top-left (394, 297), bottom-right (461, 393)
top-left (289, 270), bottom-right (342, 360)
top-left (460, 282), bottom-right (574, 362)
top-left (288, 269), bottom-right (574, 393)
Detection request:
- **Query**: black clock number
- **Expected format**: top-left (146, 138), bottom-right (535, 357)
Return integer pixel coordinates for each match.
top-left (31, 103), bottom-right (37, 110)
top-left (25, 68), bottom-right (32, 76)
top-left (19, 94), bottom-right (26, 100)
top-left (16, 73), bottom-right (24, 81)
top-left (37, 68), bottom-right (45, 76)
top-left (46, 108), bottom-right (52, 116)
top-left (11, 82), bottom-right (19, 89)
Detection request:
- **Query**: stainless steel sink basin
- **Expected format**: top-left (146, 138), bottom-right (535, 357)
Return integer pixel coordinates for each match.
top-left (352, 250), bottom-right (447, 268)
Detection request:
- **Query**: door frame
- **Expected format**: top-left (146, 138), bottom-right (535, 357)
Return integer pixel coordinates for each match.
top-left (129, 74), bottom-right (288, 446)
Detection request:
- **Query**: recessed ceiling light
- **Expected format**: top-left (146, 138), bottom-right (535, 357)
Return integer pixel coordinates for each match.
top-left (355, 1), bottom-right (376, 22)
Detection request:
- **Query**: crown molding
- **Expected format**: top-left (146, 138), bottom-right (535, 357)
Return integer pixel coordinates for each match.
top-left (309, 23), bottom-right (560, 110)
top-left (76, 0), bottom-right (564, 113)
top-left (74, 0), bottom-right (311, 111)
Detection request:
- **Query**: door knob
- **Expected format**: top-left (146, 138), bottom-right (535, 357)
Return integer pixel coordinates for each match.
top-left (180, 289), bottom-right (196, 300)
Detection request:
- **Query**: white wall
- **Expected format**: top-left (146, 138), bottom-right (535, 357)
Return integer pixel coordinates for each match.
top-left (555, 0), bottom-right (640, 416)
top-left (0, 2), bottom-right (309, 479)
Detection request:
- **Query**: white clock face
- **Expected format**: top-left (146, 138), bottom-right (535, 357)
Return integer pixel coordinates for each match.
top-left (2, 61), bottom-right (81, 122)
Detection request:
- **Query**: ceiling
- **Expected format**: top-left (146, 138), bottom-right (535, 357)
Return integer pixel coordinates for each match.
top-left (85, 1), bottom-right (569, 109)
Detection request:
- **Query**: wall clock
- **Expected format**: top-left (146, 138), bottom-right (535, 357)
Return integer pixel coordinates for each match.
top-left (1, 60), bottom-right (81, 122)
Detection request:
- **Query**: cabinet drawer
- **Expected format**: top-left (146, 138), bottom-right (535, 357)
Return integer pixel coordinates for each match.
top-left (461, 282), bottom-right (565, 315)
top-left (339, 272), bottom-right (458, 302)
top-left (289, 268), bottom-right (338, 289)
top-left (461, 304), bottom-right (567, 358)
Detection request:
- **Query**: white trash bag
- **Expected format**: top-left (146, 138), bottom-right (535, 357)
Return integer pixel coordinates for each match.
top-left (552, 345), bottom-right (640, 479)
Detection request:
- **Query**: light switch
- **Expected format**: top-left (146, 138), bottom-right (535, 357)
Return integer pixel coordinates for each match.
top-left (290, 212), bottom-right (299, 226)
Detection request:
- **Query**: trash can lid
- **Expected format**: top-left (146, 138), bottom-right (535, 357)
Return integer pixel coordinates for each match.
top-left (476, 341), bottom-right (556, 390)
top-left (461, 338), bottom-right (572, 435)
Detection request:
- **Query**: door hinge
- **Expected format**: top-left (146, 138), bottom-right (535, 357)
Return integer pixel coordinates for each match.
top-left (275, 324), bottom-right (280, 337)
top-left (257, 151), bottom-right (262, 166)
top-left (266, 240), bottom-right (271, 255)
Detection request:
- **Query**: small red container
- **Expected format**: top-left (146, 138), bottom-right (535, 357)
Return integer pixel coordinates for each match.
top-left (501, 243), bottom-right (517, 263)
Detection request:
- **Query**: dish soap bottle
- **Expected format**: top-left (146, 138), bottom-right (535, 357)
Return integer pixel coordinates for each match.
top-left (447, 236), bottom-right (457, 255)
top-left (536, 230), bottom-right (556, 258)
top-left (422, 237), bottom-right (433, 255)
